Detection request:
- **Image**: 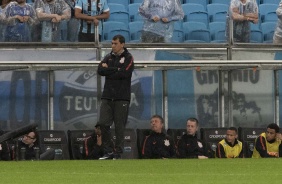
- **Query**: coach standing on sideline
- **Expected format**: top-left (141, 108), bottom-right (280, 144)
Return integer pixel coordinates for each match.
top-left (98, 35), bottom-right (134, 160)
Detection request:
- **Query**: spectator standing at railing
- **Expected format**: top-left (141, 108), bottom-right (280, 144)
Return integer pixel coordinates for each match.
top-left (273, 1), bottom-right (282, 44)
top-left (34, 0), bottom-right (71, 42)
top-left (0, 130), bottom-right (11, 161)
top-left (228, 0), bottom-right (258, 43)
top-left (138, 0), bottom-right (184, 43)
top-left (252, 123), bottom-right (282, 158)
top-left (64, 0), bottom-right (79, 41)
top-left (74, 0), bottom-right (109, 42)
top-left (2, 0), bottom-right (38, 42)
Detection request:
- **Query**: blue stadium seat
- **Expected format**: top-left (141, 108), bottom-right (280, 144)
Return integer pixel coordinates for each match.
top-left (183, 22), bottom-right (210, 42)
top-left (207, 4), bottom-right (228, 22)
top-left (259, 4), bottom-right (277, 22)
top-left (250, 30), bottom-right (264, 43)
top-left (172, 21), bottom-right (184, 43)
top-left (108, 0), bottom-right (129, 9)
top-left (130, 0), bottom-right (143, 3)
top-left (250, 22), bottom-right (261, 31)
top-left (209, 0), bottom-right (230, 5)
top-left (261, 22), bottom-right (276, 42)
top-left (257, 0), bottom-right (261, 5)
top-left (261, 0), bottom-right (280, 4)
top-left (209, 22), bottom-right (227, 43)
top-left (250, 22), bottom-right (263, 43)
top-left (107, 3), bottom-right (129, 25)
top-left (102, 21), bottom-right (130, 42)
top-left (264, 11), bottom-right (278, 22)
top-left (182, 3), bottom-right (209, 26)
top-left (183, 0), bottom-right (208, 9)
top-left (129, 21), bottom-right (143, 42)
top-left (129, 3), bottom-right (143, 22)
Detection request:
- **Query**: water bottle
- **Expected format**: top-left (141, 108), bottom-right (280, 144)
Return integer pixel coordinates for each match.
top-left (20, 147), bottom-right (26, 161)
top-left (79, 146), bottom-right (83, 154)
top-left (34, 147), bottom-right (40, 160)
top-left (55, 149), bottom-right (63, 160)
top-left (42, 4), bottom-right (52, 42)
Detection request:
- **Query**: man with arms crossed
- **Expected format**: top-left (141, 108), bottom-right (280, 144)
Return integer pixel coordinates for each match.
top-left (98, 35), bottom-right (134, 160)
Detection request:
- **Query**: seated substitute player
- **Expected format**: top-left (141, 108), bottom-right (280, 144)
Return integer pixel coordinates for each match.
top-left (252, 123), bottom-right (282, 158)
top-left (17, 131), bottom-right (39, 160)
top-left (141, 115), bottom-right (175, 159)
top-left (216, 127), bottom-right (243, 158)
top-left (83, 125), bottom-right (114, 160)
top-left (176, 118), bottom-right (211, 159)
top-left (0, 130), bottom-right (11, 161)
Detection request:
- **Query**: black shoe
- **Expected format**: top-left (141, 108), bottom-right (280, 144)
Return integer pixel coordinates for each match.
top-left (113, 153), bottom-right (121, 160)
top-left (99, 153), bottom-right (114, 160)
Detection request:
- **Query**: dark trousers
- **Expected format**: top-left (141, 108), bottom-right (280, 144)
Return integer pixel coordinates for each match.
top-left (78, 32), bottom-right (101, 42)
top-left (141, 31), bottom-right (165, 43)
top-left (99, 99), bottom-right (129, 154)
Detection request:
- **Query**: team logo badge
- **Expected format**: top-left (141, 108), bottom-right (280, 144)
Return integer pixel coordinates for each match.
top-left (197, 141), bottom-right (203, 148)
top-left (164, 139), bottom-right (170, 146)
top-left (120, 57), bottom-right (125, 64)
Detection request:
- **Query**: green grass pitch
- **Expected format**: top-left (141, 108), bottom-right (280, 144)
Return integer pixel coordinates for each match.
top-left (1, 159), bottom-right (282, 184)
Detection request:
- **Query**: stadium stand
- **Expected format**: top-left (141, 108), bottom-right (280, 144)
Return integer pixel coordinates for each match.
top-left (130, 0), bottom-right (143, 3)
top-left (261, 22), bottom-right (276, 43)
top-left (67, 130), bottom-right (94, 160)
top-left (129, 21), bottom-right (143, 42)
top-left (172, 21), bottom-right (184, 43)
top-left (182, 3), bottom-right (209, 26)
top-left (183, 0), bottom-right (208, 9)
top-left (136, 129), bottom-right (151, 158)
top-left (209, 0), bottom-right (230, 5)
top-left (200, 128), bottom-right (228, 158)
top-left (250, 23), bottom-right (264, 43)
top-left (107, 3), bottom-right (129, 26)
top-left (238, 127), bottom-right (265, 158)
top-left (259, 4), bottom-right (277, 22)
top-left (108, 0), bottom-right (130, 10)
top-left (261, 0), bottom-right (280, 4)
top-left (207, 4), bottom-right (228, 22)
top-left (183, 22), bottom-right (210, 42)
top-left (37, 130), bottom-right (70, 160)
top-left (251, 30), bottom-right (264, 43)
top-left (209, 22), bottom-right (227, 42)
top-left (110, 129), bottom-right (139, 159)
top-left (102, 21), bottom-right (130, 42)
top-left (128, 3), bottom-right (143, 22)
